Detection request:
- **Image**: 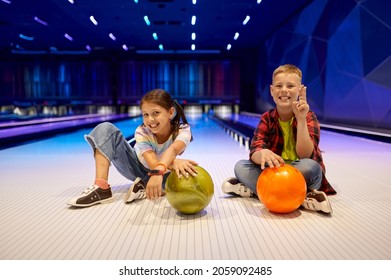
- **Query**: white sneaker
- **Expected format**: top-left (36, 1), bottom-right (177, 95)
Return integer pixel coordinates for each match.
top-left (301, 189), bottom-right (333, 214)
top-left (124, 177), bottom-right (146, 203)
top-left (222, 177), bottom-right (253, 197)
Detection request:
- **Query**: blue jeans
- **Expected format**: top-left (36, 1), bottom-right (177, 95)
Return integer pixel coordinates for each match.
top-left (234, 158), bottom-right (322, 195)
top-left (85, 122), bottom-right (169, 186)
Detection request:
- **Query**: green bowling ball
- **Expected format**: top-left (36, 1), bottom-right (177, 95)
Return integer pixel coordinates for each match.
top-left (165, 166), bottom-right (214, 214)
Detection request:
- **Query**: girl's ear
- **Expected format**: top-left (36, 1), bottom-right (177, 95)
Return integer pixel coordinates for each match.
top-left (170, 106), bottom-right (177, 120)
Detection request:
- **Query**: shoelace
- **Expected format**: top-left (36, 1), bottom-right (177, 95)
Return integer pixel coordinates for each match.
top-left (132, 183), bottom-right (146, 197)
top-left (238, 184), bottom-right (250, 195)
top-left (303, 198), bottom-right (317, 210)
top-left (139, 189), bottom-right (146, 198)
top-left (82, 185), bottom-right (96, 195)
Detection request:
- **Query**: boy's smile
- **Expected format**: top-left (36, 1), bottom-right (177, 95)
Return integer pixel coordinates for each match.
top-left (279, 96), bottom-right (292, 102)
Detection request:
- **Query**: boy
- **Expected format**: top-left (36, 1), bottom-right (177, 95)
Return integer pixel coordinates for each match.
top-left (222, 64), bottom-right (336, 214)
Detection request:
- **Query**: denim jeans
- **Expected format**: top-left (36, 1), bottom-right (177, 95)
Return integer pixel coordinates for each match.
top-left (234, 158), bottom-right (322, 195)
top-left (85, 122), bottom-right (169, 186)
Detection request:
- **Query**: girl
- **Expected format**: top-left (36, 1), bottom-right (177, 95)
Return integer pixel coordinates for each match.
top-left (67, 89), bottom-right (198, 207)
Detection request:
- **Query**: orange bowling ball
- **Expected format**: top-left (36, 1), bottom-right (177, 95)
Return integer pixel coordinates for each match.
top-left (256, 164), bottom-right (307, 214)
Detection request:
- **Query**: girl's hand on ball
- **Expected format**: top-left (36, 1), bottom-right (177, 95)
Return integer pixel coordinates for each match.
top-left (171, 159), bottom-right (198, 178)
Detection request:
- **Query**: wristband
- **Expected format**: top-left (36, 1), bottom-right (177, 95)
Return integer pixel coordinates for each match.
top-left (155, 163), bottom-right (167, 173)
top-left (148, 169), bottom-right (164, 176)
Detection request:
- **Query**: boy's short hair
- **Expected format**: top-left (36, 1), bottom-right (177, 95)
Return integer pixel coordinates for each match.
top-left (272, 64), bottom-right (302, 82)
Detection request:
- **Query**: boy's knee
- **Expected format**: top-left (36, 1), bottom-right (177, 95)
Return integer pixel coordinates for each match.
top-left (306, 159), bottom-right (322, 173)
top-left (295, 159), bottom-right (322, 178)
top-left (234, 159), bottom-right (248, 174)
top-left (234, 159), bottom-right (257, 179)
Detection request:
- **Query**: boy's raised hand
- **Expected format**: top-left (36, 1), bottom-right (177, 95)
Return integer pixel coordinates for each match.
top-left (292, 85), bottom-right (309, 120)
top-left (299, 85), bottom-right (307, 101)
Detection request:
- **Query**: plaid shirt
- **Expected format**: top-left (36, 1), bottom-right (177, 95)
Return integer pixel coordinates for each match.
top-left (250, 108), bottom-right (336, 195)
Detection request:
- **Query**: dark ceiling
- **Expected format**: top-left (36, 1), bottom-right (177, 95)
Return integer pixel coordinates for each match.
top-left (0, 0), bottom-right (312, 55)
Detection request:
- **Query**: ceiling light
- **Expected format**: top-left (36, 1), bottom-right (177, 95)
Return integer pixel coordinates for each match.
top-left (191, 15), bottom-right (196, 25)
top-left (64, 33), bottom-right (73, 41)
top-left (109, 33), bottom-right (116, 41)
top-left (152, 33), bottom-right (158, 40)
top-left (243, 15), bottom-right (250, 25)
top-left (191, 33), bottom-right (196, 40)
top-left (191, 44), bottom-right (196, 50)
top-left (134, 0), bottom-right (138, 3)
top-left (226, 44), bottom-right (232, 50)
top-left (122, 44), bottom-right (128, 51)
top-left (257, 0), bottom-right (263, 4)
top-left (34, 17), bottom-right (48, 26)
top-left (89, 16), bottom-right (98, 25)
top-left (159, 44), bottom-right (164, 51)
top-left (234, 32), bottom-right (239, 40)
top-left (1, 0), bottom-right (11, 4)
top-left (19, 34), bottom-right (34, 41)
top-left (86, 45), bottom-right (92, 51)
top-left (192, 0), bottom-right (197, 4)
top-left (144, 16), bottom-right (151, 26)
top-left (68, 0), bottom-right (74, 4)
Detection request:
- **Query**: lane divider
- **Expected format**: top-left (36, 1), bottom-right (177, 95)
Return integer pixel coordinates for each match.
top-left (210, 116), bottom-right (250, 150)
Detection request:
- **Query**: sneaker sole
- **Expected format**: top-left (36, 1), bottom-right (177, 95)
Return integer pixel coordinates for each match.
top-left (323, 198), bottom-right (333, 214)
top-left (124, 178), bottom-right (141, 203)
top-left (313, 190), bottom-right (333, 214)
top-left (66, 196), bottom-right (115, 208)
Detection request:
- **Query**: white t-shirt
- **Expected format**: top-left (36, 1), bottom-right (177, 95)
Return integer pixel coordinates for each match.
top-left (134, 124), bottom-right (192, 169)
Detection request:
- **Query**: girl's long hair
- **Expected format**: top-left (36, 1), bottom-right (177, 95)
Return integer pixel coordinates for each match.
top-left (140, 89), bottom-right (192, 141)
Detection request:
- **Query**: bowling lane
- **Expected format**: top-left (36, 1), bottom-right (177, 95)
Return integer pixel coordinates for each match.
top-left (0, 113), bottom-right (135, 148)
top-left (0, 116), bottom-right (142, 155)
top-left (217, 111), bottom-right (391, 143)
top-left (1, 113), bottom-right (391, 260)
top-left (217, 112), bottom-right (261, 128)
